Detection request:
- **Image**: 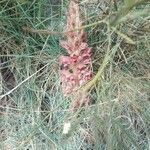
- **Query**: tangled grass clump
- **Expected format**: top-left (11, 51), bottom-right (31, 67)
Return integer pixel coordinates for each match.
top-left (0, 0), bottom-right (150, 149)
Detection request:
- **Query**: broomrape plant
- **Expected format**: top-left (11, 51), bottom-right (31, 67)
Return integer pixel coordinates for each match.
top-left (59, 0), bottom-right (93, 111)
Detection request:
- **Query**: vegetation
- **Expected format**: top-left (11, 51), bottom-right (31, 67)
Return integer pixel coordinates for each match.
top-left (0, 0), bottom-right (149, 149)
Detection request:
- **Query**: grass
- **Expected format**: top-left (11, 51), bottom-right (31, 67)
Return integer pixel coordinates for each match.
top-left (0, 0), bottom-right (150, 150)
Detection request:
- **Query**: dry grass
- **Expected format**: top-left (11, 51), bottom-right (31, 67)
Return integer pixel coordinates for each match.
top-left (0, 0), bottom-right (150, 149)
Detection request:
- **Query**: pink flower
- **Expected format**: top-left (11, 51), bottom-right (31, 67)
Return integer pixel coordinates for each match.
top-left (59, 0), bottom-right (93, 111)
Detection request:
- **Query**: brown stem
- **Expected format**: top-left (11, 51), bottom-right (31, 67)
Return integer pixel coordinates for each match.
top-left (22, 27), bottom-right (64, 35)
